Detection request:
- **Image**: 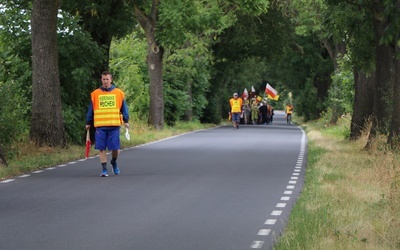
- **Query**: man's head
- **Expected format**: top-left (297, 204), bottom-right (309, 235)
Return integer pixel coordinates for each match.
top-left (233, 93), bottom-right (238, 99)
top-left (101, 71), bottom-right (113, 89)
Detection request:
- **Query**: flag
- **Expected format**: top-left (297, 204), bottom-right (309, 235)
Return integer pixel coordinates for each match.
top-left (265, 83), bottom-right (278, 99)
top-left (242, 88), bottom-right (248, 100)
top-left (251, 85), bottom-right (256, 93)
top-left (85, 130), bottom-right (91, 159)
top-left (267, 94), bottom-right (280, 101)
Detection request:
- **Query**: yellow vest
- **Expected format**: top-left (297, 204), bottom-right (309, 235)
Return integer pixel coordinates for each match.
top-left (230, 98), bottom-right (243, 113)
top-left (92, 88), bottom-right (124, 127)
top-left (286, 105), bottom-right (293, 114)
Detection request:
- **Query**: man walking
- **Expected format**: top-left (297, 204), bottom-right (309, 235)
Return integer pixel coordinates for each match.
top-left (86, 71), bottom-right (130, 177)
top-left (229, 92), bottom-right (243, 129)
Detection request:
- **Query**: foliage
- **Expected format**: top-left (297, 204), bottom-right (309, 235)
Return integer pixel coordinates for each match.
top-left (325, 53), bottom-right (354, 119)
top-left (57, 11), bottom-right (106, 143)
top-left (163, 34), bottom-right (212, 125)
top-left (110, 30), bottom-right (150, 123)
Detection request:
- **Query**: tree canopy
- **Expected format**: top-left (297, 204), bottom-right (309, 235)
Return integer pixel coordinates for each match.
top-left (1, 0), bottom-right (400, 161)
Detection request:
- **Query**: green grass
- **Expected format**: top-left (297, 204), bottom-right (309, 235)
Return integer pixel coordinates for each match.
top-left (274, 118), bottom-right (400, 250)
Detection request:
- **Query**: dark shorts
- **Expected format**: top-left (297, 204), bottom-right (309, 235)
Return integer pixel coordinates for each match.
top-left (95, 127), bottom-right (120, 150)
top-left (232, 112), bottom-right (241, 122)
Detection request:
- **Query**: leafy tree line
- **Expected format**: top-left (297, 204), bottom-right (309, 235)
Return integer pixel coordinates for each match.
top-left (1, 0), bottom-right (400, 165)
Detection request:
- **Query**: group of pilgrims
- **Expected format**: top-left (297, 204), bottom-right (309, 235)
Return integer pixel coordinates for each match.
top-left (229, 87), bottom-right (275, 125)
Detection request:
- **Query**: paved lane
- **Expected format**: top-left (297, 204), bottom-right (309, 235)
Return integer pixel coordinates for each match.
top-left (0, 111), bottom-right (306, 250)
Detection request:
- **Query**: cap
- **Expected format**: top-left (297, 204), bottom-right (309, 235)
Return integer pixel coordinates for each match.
top-left (233, 92), bottom-right (238, 96)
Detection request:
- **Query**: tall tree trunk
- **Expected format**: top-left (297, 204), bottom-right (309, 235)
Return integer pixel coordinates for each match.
top-left (135, 1), bottom-right (164, 129)
top-left (367, 12), bottom-right (395, 146)
top-left (147, 43), bottom-right (164, 129)
top-left (350, 68), bottom-right (374, 140)
top-left (30, 0), bottom-right (66, 147)
top-left (388, 47), bottom-right (400, 148)
top-left (184, 81), bottom-right (193, 121)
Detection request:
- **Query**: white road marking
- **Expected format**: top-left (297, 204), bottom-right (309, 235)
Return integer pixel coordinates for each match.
top-left (271, 210), bottom-right (282, 216)
top-left (286, 185), bottom-right (295, 189)
top-left (281, 196), bottom-right (290, 201)
top-left (18, 174), bottom-right (31, 178)
top-left (68, 161), bottom-right (77, 165)
top-left (57, 164), bottom-right (67, 167)
top-left (276, 203), bottom-right (286, 208)
top-left (265, 219), bottom-right (277, 225)
top-left (32, 170), bottom-right (43, 174)
top-left (1, 179), bottom-right (15, 183)
top-left (284, 190), bottom-right (292, 194)
top-left (289, 181), bottom-right (297, 184)
top-left (46, 167), bottom-right (56, 170)
top-left (250, 241), bottom-right (264, 248)
top-left (257, 229), bottom-right (271, 235)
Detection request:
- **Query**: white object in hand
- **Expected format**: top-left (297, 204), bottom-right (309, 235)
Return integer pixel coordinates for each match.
top-left (125, 128), bottom-right (130, 140)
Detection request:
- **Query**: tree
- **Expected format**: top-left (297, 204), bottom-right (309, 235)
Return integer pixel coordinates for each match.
top-left (30, 0), bottom-right (66, 146)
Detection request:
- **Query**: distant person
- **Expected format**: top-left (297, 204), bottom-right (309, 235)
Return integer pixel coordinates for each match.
top-left (259, 102), bottom-right (268, 125)
top-left (285, 103), bottom-right (293, 123)
top-left (251, 100), bottom-right (259, 125)
top-left (270, 105), bottom-right (274, 123)
top-left (86, 71), bottom-right (130, 177)
top-left (229, 92), bottom-right (243, 129)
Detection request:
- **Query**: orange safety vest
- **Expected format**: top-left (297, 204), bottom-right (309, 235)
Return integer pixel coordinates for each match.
top-left (91, 88), bottom-right (124, 127)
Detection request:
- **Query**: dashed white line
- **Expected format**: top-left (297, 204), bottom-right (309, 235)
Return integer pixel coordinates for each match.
top-left (265, 219), bottom-right (277, 225)
top-left (286, 185), bottom-right (295, 189)
top-left (18, 174), bottom-right (31, 178)
top-left (284, 190), bottom-right (293, 195)
top-left (258, 229), bottom-right (271, 235)
top-left (281, 196), bottom-right (290, 201)
top-left (271, 210), bottom-right (282, 216)
top-left (289, 181), bottom-right (297, 184)
top-left (250, 241), bottom-right (264, 248)
top-left (32, 170), bottom-right (43, 174)
top-left (46, 167), bottom-right (56, 170)
top-left (276, 203), bottom-right (286, 208)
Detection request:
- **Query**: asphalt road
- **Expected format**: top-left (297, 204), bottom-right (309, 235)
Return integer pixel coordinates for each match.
top-left (0, 111), bottom-right (307, 250)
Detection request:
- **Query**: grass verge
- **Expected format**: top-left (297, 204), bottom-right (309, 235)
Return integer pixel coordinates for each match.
top-left (0, 121), bottom-right (216, 179)
top-left (274, 116), bottom-right (400, 250)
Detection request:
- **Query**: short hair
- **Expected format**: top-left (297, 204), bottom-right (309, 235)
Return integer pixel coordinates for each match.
top-left (101, 71), bottom-right (112, 78)
top-left (233, 93), bottom-right (238, 96)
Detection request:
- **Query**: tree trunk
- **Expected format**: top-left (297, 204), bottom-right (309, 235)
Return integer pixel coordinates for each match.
top-left (184, 81), bottom-right (193, 121)
top-left (147, 43), bottom-right (165, 129)
top-left (388, 47), bottom-right (400, 148)
top-left (350, 68), bottom-right (374, 140)
top-left (368, 6), bottom-right (395, 143)
top-left (135, 1), bottom-right (164, 129)
top-left (30, 0), bottom-right (66, 147)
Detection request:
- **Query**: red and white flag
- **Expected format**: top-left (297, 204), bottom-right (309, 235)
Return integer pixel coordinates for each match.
top-left (265, 83), bottom-right (277, 99)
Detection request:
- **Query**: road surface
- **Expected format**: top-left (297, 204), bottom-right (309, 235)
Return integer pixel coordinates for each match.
top-left (0, 110), bottom-right (307, 250)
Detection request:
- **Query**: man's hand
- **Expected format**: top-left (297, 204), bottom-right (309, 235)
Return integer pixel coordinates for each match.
top-left (124, 123), bottom-right (130, 129)
top-left (85, 125), bottom-right (91, 130)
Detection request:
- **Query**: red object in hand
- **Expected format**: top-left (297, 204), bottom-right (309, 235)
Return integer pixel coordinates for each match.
top-left (85, 130), bottom-right (91, 159)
